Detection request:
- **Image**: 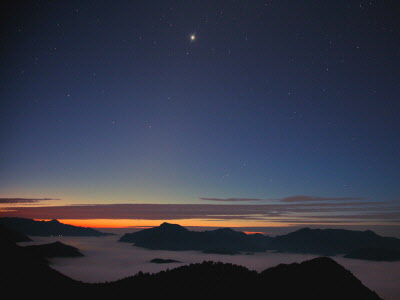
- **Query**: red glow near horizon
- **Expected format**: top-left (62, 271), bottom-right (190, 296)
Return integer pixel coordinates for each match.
top-left (36, 218), bottom-right (291, 230)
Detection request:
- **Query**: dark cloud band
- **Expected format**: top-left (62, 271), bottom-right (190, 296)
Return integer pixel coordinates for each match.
top-left (0, 198), bottom-right (60, 204)
top-left (1, 202), bottom-right (398, 224)
top-left (199, 195), bottom-right (366, 203)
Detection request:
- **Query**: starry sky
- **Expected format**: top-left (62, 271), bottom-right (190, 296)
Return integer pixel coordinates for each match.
top-left (1, 1), bottom-right (399, 230)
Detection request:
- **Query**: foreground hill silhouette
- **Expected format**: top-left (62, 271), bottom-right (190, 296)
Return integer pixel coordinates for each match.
top-left (98, 258), bottom-right (381, 299)
top-left (0, 224), bottom-right (32, 242)
top-left (0, 217), bottom-right (114, 237)
top-left (0, 224), bottom-right (84, 259)
top-left (120, 223), bottom-right (400, 257)
top-left (0, 227), bottom-right (382, 299)
top-left (0, 226), bottom-right (82, 295)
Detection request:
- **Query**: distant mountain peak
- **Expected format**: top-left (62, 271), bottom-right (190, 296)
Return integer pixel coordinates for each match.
top-left (52, 241), bottom-right (64, 245)
top-left (120, 223), bottom-right (268, 252)
top-left (159, 222), bottom-right (188, 231)
top-left (160, 222), bottom-right (175, 227)
top-left (0, 217), bottom-right (114, 237)
top-left (120, 223), bottom-right (400, 257)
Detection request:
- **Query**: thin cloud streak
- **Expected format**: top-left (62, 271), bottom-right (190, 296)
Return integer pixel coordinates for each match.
top-left (199, 198), bottom-right (263, 202)
top-left (1, 202), bottom-right (398, 224)
top-left (199, 195), bottom-right (367, 203)
top-left (0, 198), bottom-right (60, 204)
top-left (280, 195), bottom-right (366, 202)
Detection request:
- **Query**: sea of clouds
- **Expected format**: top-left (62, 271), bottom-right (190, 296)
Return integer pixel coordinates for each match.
top-left (20, 234), bottom-right (400, 300)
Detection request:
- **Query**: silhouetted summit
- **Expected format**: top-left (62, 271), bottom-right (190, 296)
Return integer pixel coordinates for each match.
top-left (120, 223), bottom-right (400, 256)
top-left (0, 227), bottom-right (381, 299)
top-left (258, 257), bottom-right (380, 299)
top-left (101, 258), bottom-right (381, 299)
top-left (158, 222), bottom-right (190, 233)
top-left (120, 222), bottom-right (269, 252)
top-left (0, 217), bottom-right (114, 237)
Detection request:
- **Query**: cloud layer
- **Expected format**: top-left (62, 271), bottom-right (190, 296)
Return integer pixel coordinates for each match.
top-left (199, 195), bottom-right (366, 202)
top-left (20, 235), bottom-right (400, 300)
top-left (199, 198), bottom-right (263, 202)
top-left (0, 198), bottom-right (60, 204)
top-left (279, 195), bottom-right (366, 202)
top-left (1, 201), bottom-right (399, 224)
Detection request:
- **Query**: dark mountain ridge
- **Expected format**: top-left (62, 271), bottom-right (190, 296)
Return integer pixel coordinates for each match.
top-left (0, 228), bottom-right (382, 299)
top-left (344, 247), bottom-right (400, 261)
top-left (101, 258), bottom-right (381, 299)
top-left (0, 224), bottom-right (84, 259)
top-left (269, 227), bottom-right (400, 255)
top-left (120, 222), bottom-right (270, 252)
top-left (0, 228), bottom-right (82, 295)
top-left (0, 224), bottom-right (32, 242)
top-left (120, 223), bottom-right (400, 256)
top-left (0, 217), bottom-right (114, 237)
top-left (24, 241), bottom-right (84, 258)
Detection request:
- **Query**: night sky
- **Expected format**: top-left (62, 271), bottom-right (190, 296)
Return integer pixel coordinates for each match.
top-left (1, 1), bottom-right (399, 230)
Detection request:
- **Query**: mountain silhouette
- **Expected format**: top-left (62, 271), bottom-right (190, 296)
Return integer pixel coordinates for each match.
top-left (119, 222), bottom-right (270, 252)
top-left (0, 228), bottom-right (382, 299)
top-left (0, 228), bottom-right (83, 295)
top-left (258, 257), bottom-right (380, 299)
top-left (119, 223), bottom-right (400, 256)
top-left (269, 227), bottom-right (400, 255)
top-left (0, 217), bottom-right (114, 237)
top-left (24, 241), bottom-right (84, 258)
top-left (344, 247), bottom-right (400, 261)
top-left (0, 224), bottom-right (32, 242)
top-left (0, 225), bottom-right (83, 263)
top-left (120, 223), bottom-right (400, 256)
top-left (100, 258), bottom-right (381, 299)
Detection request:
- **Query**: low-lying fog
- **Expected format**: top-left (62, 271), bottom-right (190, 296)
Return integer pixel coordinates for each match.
top-left (20, 235), bottom-right (400, 300)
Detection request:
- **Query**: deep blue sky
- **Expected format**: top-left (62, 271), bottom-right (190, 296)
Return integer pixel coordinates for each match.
top-left (0, 1), bottom-right (399, 226)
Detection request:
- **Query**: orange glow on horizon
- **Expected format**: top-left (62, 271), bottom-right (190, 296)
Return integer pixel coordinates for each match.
top-left (48, 218), bottom-right (293, 229)
top-left (34, 218), bottom-right (384, 229)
